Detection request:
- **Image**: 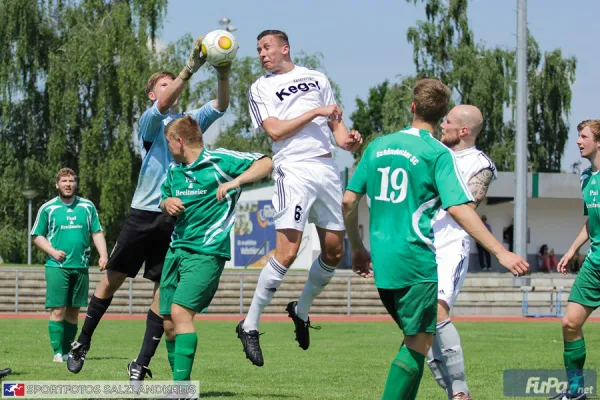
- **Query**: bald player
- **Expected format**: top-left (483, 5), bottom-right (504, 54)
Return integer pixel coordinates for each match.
top-left (427, 105), bottom-right (497, 400)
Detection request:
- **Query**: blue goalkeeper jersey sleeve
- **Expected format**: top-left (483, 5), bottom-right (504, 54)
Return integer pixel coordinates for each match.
top-left (130, 101), bottom-right (225, 211)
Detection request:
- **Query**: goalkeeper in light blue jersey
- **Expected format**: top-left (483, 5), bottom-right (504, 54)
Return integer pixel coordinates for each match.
top-left (67, 35), bottom-right (232, 383)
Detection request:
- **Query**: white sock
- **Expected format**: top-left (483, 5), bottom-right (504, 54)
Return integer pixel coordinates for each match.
top-left (437, 318), bottom-right (469, 395)
top-left (243, 257), bottom-right (287, 332)
top-left (296, 256), bottom-right (336, 321)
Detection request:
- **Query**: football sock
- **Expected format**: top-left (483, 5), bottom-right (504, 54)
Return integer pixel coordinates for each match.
top-left (136, 309), bottom-right (164, 367)
top-left (382, 345), bottom-right (425, 400)
top-left (243, 257), bottom-right (286, 332)
top-left (166, 339), bottom-right (175, 375)
top-left (437, 319), bottom-right (469, 395)
top-left (48, 320), bottom-right (64, 355)
top-left (564, 338), bottom-right (586, 394)
top-left (62, 321), bottom-right (78, 355)
top-left (78, 295), bottom-right (112, 345)
top-left (173, 333), bottom-right (197, 381)
top-left (426, 333), bottom-right (453, 398)
top-left (296, 256), bottom-right (336, 321)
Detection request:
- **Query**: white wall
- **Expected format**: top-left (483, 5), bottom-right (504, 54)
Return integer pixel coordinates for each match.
top-left (475, 198), bottom-right (588, 256)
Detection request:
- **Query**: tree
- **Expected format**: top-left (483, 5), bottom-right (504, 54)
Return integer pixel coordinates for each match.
top-left (349, 77), bottom-right (415, 161)
top-left (0, 0), bottom-right (337, 263)
top-left (0, 0), bottom-right (167, 263)
top-left (351, 0), bottom-right (576, 172)
top-left (349, 80), bottom-right (389, 160)
top-left (527, 45), bottom-right (577, 172)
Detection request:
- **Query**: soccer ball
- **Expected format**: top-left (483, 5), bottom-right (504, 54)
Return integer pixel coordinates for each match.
top-left (201, 30), bottom-right (239, 67)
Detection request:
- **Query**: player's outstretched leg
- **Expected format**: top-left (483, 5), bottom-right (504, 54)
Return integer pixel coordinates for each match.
top-left (238, 255), bottom-right (288, 366)
top-left (290, 228), bottom-right (342, 350)
top-left (67, 271), bottom-right (125, 373)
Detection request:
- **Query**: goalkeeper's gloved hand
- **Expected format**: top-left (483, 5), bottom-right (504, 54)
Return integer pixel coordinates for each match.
top-left (179, 35), bottom-right (206, 81)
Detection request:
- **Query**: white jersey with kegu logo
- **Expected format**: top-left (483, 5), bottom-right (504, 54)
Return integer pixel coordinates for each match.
top-left (432, 147), bottom-right (497, 253)
top-left (248, 66), bottom-right (336, 167)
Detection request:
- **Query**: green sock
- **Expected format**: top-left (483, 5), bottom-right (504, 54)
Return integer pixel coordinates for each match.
top-left (166, 339), bottom-right (175, 375)
top-left (48, 320), bottom-right (64, 355)
top-left (62, 321), bottom-right (78, 355)
top-left (407, 349), bottom-right (425, 400)
top-left (564, 338), bottom-right (586, 394)
top-left (381, 345), bottom-right (425, 400)
top-left (174, 333), bottom-right (197, 381)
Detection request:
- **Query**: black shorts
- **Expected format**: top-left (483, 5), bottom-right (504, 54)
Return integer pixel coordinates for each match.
top-left (106, 208), bottom-right (176, 282)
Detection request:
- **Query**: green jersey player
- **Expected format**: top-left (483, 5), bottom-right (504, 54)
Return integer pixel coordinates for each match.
top-left (32, 168), bottom-right (108, 363)
top-left (159, 115), bottom-right (273, 381)
top-left (553, 120), bottom-right (600, 400)
top-left (343, 79), bottom-right (529, 400)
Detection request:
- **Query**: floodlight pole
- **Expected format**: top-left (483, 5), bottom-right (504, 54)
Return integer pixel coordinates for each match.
top-left (515, 0), bottom-right (528, 258)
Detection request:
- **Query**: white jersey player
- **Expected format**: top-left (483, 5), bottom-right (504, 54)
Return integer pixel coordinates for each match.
top-left (427, 105), bottom-right (496, 400)
top-left (236, 29), bottom-right (362, 367)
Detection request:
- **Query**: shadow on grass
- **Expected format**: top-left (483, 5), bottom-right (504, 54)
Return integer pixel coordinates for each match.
top-left (86, 356), bottom-right (129, 361)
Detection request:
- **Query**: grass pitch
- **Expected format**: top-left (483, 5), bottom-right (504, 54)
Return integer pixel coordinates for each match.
top-left (1, 318), bottom-right (599, 399)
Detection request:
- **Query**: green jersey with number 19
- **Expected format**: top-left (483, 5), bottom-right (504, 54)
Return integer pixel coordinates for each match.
top-left (161, 148), bottom-right (265, 259)
top-left (347, 127), bottom-right (473, 289)
top-left (580, 167), bottom-right (600, 267)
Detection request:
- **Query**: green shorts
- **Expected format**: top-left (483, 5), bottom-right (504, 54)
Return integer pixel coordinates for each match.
top-left (159, 248), bottom-right (226, 315)
top-left (568, 260), bottom-right (600, 309)
top-left (45, 267), bottom-right (89, 308)
top-left (378, 282), bottom-right (438, 336)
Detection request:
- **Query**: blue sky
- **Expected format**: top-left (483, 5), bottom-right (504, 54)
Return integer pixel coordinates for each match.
top-left (160, 0), bottom-right (597, 172)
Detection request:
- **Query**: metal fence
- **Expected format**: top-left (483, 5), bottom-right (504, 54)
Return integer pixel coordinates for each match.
top-left (1, 268), bottom-right (578, 316)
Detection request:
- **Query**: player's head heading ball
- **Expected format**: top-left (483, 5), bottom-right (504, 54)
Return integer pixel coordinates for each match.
top-left (55, 167), bottom-right (77, 199)
top-left (577, 119), bottom-right (600, 160)
top-left (256, 30), bottom-right (291, 73)
top-left (145, 71), bottom-right (176, 103)
top-left (411, 79), bottom-right (451, 124)
top-left (165, 115), bottom-right (203, 163)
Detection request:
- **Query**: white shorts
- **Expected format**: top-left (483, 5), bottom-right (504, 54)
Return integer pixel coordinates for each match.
top-left (436, 239), bottom-right (470, 308)
top-left (272, 157), bottom-right (345, 231)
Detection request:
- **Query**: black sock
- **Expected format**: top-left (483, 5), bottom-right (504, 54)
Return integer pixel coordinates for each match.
top-left (136, 309), bottom-right (164, 367)
top-left (78, 295), bottom-right (112, 346)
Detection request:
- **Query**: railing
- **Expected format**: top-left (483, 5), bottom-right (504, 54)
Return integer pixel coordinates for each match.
top-left (0, 268), bottom-right (580, 316)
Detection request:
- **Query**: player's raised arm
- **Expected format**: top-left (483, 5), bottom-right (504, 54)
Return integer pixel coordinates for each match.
top-left (156, 35), bottom-right (206, 114)
top-left (212, 62), bottom-right (231, 112)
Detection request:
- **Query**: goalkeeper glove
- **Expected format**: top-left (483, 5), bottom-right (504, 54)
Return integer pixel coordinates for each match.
top-left (179, 36), bottom-right (205, 81)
